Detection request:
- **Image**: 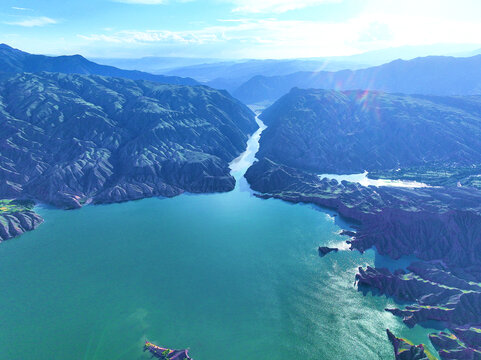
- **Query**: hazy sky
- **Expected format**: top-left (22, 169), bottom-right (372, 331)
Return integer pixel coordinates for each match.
top-left (1, 0), bottom-right (481, 58)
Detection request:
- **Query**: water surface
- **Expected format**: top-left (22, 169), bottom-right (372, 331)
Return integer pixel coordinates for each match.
top-left (319, 171), bottom-right (430, 188)
top-left (0, 118), bottom-right (440, 359)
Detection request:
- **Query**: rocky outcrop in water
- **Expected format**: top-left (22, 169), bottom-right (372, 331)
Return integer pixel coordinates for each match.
top-left (318, 246), bottom-right (338, 257)
top-left (144, 341), bottom-right (192, 360)
top-left (387, 329), bottom-right (434, 360)
top-left (356, 263), bottom-right (481, 327)
top-left (0, 211), bottom-right (43, 242)
top-left (430, 330), bottom-right (481, 359)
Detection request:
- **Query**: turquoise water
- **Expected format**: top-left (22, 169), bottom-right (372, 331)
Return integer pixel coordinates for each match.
top-left (0, 120), bottom-right (440, 359)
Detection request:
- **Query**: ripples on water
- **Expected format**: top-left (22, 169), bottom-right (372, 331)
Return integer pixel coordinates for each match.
top-left (0, 117), bottom-right (440, 359)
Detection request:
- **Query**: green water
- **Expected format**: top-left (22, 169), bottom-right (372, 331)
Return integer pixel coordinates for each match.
top-left (0, 120), bottom-right (440, 359)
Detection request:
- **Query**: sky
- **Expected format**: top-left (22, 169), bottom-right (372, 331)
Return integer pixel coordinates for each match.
top-left (1, 0), bottom-right (481, 59)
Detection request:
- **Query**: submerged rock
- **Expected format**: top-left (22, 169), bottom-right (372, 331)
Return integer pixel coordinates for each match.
top-left (339, 229), bottom-right (356, 237)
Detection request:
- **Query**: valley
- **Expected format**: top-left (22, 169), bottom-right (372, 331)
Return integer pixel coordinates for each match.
top-left (2, 37), bottom-right (481, 359)
top-left (0, 107), bottom-right (441, 360)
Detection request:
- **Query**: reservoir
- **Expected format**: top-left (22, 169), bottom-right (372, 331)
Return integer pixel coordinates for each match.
top-left (0, 118), bottom-right (439, 359)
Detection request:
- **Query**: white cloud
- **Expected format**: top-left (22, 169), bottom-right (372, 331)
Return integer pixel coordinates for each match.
top-left (227, 0), bottom-right (341, 13)
top-left (11, 6), bottom-right (33, 11)
top-left (79, 29), bottom-right (219, 44)
top-left (77, 11), bottom-right (481, 59)
top-left (113, 0), bottom-right (166, 4)
top-left (78, 19), bottom-right (361, 57)
top-left (5, 16), bottom-right (58, 27)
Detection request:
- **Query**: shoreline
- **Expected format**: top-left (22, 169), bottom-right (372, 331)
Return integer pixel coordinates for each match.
top-left (245, 158), bottom-right (481, 358)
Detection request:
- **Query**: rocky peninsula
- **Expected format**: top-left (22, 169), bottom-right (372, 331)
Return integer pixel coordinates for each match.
top-left (245, 88), bottom-right (481, 358)
top-left (0, 200), bottom-right (43, 242)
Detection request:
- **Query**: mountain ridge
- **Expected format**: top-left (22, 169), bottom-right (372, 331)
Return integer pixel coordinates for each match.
top-left (0, 43), bottom-right (198, 86)
top-left (0, 72), bottom-right (257, 212)
top-left (233, 54), bottom-right (481, 104)
top-left (256, 88), bottom-right (481, 174)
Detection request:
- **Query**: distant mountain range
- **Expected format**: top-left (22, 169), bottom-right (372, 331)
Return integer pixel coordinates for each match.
top-left (91, 43), bottom-right (481, 94)
top-left (0, 44), bottom-right (198, 86)
top-left (166, 58), bottom-right (369, 91)
top-left (7, 43), bottom-right (481, 108)
top-left (91, 56), bottom-right (222, 75)
top-left (233, 55), bottom-right (481, 104)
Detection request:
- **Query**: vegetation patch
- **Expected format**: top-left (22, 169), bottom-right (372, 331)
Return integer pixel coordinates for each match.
top-left (0, 199), bottom-right (35, 214)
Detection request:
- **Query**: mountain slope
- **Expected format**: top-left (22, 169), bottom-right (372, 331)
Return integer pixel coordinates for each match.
top-left (0, 44), bottom-right (198, 86)
top-left (257, 88), bottom-right (481, 173)
top-left (234, 55), bottom-right (481, 104)
top-left (0, 72), bottom-right (257, 209)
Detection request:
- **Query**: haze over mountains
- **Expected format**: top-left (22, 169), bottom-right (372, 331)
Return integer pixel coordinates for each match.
top-left (90, 56), bottom-right (222, 75)
top-left (233, 54), bottom-right (481, 104)
top-left (165, 58), bottom-right (369, 91)
top-left (37, 41), bottom-right (481, 107)
top-left (0, 44), bottom-right (198, 86)
top-left (93, 43), bottom-right (481, 78)
top-left (92, 43), bottom-right (481, 100)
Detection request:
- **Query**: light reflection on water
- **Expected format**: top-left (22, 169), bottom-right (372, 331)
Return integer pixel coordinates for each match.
top-left (0, 113), bottom-right (442, 360)
top-left (319, 171), bottom-right (430, 188)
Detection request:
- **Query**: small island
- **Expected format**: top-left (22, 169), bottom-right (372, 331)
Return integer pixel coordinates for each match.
top-left (318, 246), bottom-right (339, 257)
top-left (144, 341), bottom-right (193, 359)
